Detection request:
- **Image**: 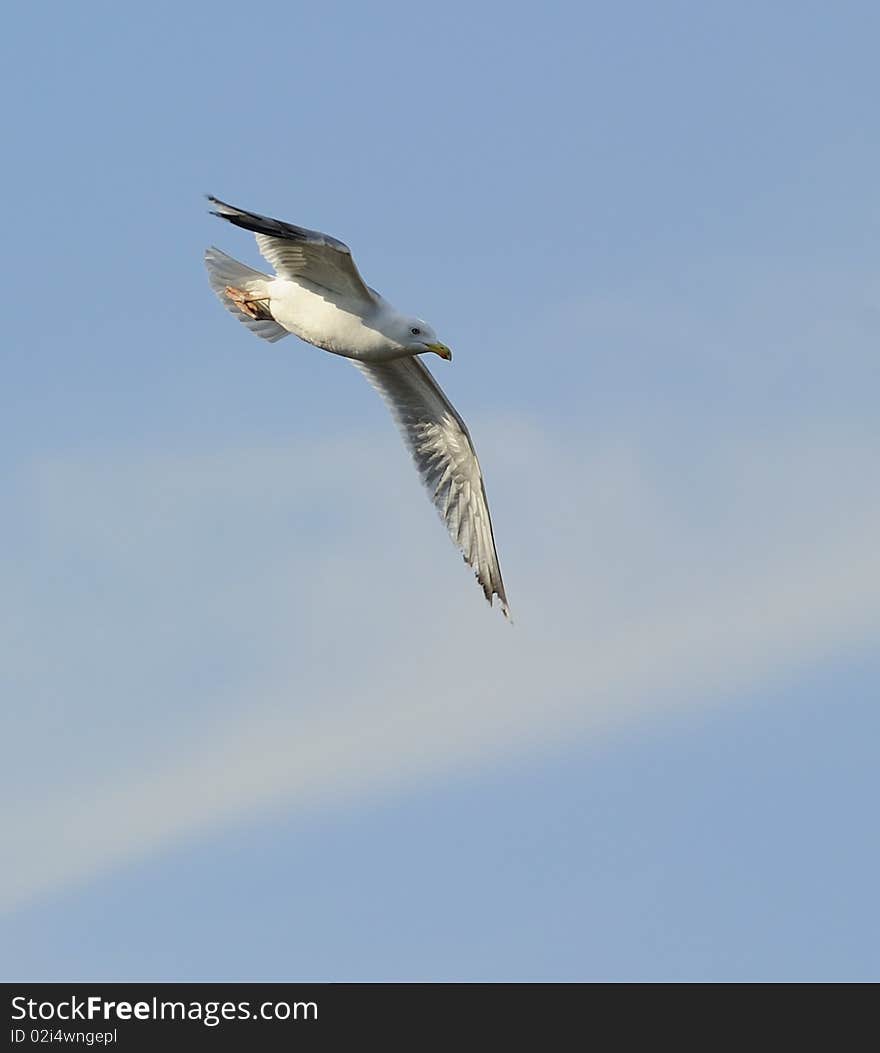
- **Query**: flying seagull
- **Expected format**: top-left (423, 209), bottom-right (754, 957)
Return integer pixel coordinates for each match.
top-left (204, 196), bottom-right (510, 618)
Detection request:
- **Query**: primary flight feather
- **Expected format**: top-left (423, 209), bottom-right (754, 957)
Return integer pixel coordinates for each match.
top-left (204, 196), bottom-right (510, 617)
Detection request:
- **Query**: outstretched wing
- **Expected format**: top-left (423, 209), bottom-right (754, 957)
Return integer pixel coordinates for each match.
top-left (354, 356), bottom-right (510, 618)
top-left (208, 195), bottom-right (375, 305)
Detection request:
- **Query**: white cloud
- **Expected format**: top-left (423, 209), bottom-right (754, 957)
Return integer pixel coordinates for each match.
top-left (2, 413), bottom-right (879, 914)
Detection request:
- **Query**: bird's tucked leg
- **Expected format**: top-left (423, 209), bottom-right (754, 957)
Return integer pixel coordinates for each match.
top-left (225, 286), bottom-right (272, 321)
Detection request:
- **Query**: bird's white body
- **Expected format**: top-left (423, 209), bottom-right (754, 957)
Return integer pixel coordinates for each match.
top-left (265, 278), bottom-right (406, 361)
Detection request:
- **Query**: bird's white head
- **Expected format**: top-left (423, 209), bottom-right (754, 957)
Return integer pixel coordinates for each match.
top-left (396, 316), bottom-right (453, 361)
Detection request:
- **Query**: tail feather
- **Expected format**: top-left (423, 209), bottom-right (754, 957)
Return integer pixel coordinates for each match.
top-left (204, 247), bottom-right (289, 343)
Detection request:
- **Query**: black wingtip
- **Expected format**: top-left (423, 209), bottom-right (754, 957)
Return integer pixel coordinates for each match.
top-left (206, 194), bottom-right (234, 214)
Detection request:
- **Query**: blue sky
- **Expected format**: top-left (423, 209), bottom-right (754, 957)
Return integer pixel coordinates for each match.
top-left (2, 1), bottom-right (878, 980)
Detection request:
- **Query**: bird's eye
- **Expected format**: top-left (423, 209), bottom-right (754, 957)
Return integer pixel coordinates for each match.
top-left (410, 327), bottom-right (421, 336)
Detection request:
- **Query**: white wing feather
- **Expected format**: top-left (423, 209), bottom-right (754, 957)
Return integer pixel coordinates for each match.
top-left (207, 196), bottom-right (374, 305)
top-left (354, 357), bottom-right (510, 617)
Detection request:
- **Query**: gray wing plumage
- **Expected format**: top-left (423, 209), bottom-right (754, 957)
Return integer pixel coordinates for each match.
top-left (354, 357), bottom-right (510, 618)
top-left (207, 195), bottom-right (375, 305)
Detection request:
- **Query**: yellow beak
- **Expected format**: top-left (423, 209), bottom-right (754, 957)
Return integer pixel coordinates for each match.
top-left (425, 342), bottom-right (453, 361)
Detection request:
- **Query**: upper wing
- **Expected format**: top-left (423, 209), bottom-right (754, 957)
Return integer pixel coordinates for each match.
top-left (207, 195), bottom-right (375, 305)
top-left (354, 356), bottom-right (510, 618)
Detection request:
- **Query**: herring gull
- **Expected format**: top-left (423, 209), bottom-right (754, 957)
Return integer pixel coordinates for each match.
top-left (204, 196), bottom-right (510, 618)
